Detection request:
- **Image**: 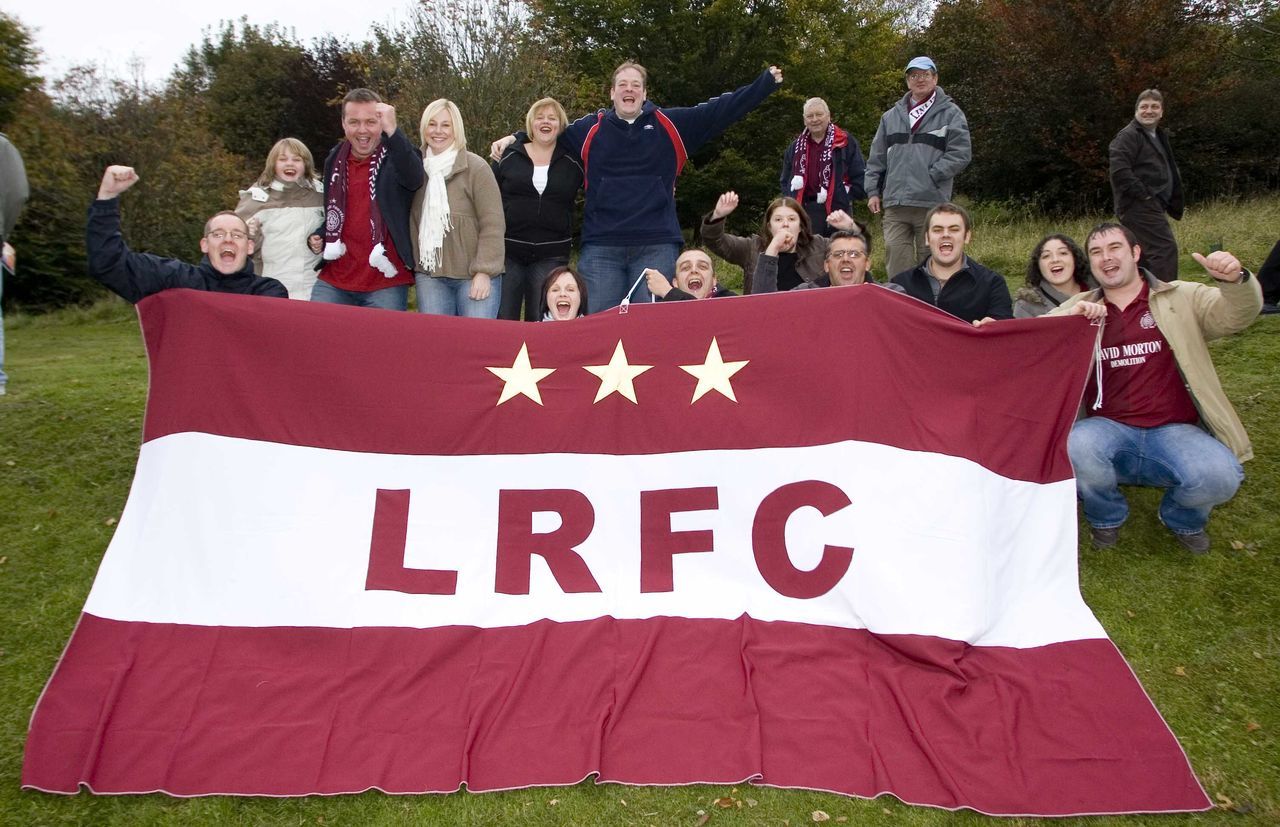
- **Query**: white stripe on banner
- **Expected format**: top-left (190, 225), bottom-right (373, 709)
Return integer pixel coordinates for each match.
top-left (85, 432), bottom-right (1102, 648)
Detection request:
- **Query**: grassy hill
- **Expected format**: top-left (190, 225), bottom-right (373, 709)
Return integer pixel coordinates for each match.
top-left (1, 202), bottom-right (1277, 824)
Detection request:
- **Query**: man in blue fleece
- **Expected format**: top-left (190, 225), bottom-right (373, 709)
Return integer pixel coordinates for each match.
top-left (494, 62), bottom-right (783, 313)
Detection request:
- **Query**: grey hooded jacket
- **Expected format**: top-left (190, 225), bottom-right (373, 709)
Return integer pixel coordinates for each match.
top-left (863, 87), bottom-right (971, 209)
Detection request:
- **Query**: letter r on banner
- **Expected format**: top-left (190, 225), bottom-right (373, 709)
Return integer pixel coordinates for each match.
top-left (496, 489), bottom-right (601, 595)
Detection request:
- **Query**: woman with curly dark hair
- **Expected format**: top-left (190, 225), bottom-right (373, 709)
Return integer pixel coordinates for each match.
top-left (1014, 233), bottom-right (1093, 318)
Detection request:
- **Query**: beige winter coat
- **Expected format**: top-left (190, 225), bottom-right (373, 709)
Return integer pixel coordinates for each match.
top-left (1051, 271), bottom-right (1262, 461)
top-left (409, 150), bottom-right (505, 279)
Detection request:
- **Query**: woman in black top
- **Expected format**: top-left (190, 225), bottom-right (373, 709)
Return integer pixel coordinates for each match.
top-left (492, 98), bottom-right (585, 320)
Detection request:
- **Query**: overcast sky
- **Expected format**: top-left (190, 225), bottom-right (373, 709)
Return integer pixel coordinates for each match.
top-left (9, 1), bottom-right (414, 87)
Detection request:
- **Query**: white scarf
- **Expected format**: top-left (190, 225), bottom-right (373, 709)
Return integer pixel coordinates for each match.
top-left (908, 91), bottom-right (936, 131)
top-left (417, 148), bottom-right (457, 273)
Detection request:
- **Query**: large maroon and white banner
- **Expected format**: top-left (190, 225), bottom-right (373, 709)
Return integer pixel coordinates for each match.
top-left (24, 287), bottom-right (1210, 815)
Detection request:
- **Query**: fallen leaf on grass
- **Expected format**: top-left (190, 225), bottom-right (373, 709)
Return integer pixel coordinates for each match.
top-left (4, 460), bottom-right (13, 466)
top-left (1125, 609), bottom-right (1135, 618)
top-left (548, 798), bottom-right (559, 806)
top-left (837, 818), bottom-right (849, 823)
top-left (0, 556), bottom-right (7, 565)
top-left (744, 798), bottom-right (758, 807)
top-left (1230, 540), bottom-right (1245, 550)
top-left (105, 517), bottom-right (117, 526)
top-left (695, 813), bottom-right (711, 826)
top-left (812, 811), bottom-right (830, 822)
top-left (1173, 666), bottom-right (1187, 677)
top-left (714, 797), bottom-right (735, 809)
top-left (1215, 793), bottom-right (1234, 809)
top-left (1246, 721), bottom-right (1261, 732)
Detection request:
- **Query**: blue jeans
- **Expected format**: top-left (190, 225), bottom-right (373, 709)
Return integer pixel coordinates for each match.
top-left (310, 279), bottom-right (409, 311)
top-left (415, 273), bottom-right (503, 318)
top-left (577, 242), bottom-right (679, 314)
top-left (1067, 418), bottom-right (1244, 534)
top-left (499, 256), bottom-right (568, 321)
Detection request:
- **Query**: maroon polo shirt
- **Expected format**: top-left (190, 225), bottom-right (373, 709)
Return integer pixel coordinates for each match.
top-left (319, 152), bottom-right (412, 293)
top-left (1085, 283), bottom-right (1199, 427)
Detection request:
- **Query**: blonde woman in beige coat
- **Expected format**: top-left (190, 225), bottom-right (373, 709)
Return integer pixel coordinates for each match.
top-left (410, 99), bottom-right (506, 316)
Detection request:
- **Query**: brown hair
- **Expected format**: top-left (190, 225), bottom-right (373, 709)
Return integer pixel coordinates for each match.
top-left (759, 197), bottom-right (813, 253)
top-left (254, 138), bottom-right (318, 188)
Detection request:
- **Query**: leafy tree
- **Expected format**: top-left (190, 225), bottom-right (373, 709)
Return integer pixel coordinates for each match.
top-left (0, 12), bottom-right (41, 129)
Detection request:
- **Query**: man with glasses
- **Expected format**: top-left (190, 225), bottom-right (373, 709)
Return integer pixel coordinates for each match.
top-left (88, 165), bottom-right (287, 302)
top-left (755, 230), bottom-right (903, 293)
top-left (864, 56), bottom-right (972, 281)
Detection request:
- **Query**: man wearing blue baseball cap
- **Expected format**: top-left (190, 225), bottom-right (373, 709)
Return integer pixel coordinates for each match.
top-left (864, 56), bottom-right (972, 281)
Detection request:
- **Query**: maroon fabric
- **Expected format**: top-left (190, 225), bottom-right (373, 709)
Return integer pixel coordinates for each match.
top-left (1087, 284), bottom-right (1199, 427)
top-left (23, 614), bottom-right (1209, 814)
top-left (133, 287), bottom-right (1095, 484)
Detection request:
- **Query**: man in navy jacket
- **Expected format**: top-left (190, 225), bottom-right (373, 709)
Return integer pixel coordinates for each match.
top-left (87, 165), bottom-right (286, 303)
top-left (495, 63), bottom-right (783, 312)
top-left (890, 202), bottom-right (1012, 323)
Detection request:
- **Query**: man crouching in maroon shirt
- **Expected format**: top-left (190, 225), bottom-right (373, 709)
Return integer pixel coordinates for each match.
top-left (1050, 222), bottom-right (1262, 553)
top-left (309, 88), bottom-right (424, 310)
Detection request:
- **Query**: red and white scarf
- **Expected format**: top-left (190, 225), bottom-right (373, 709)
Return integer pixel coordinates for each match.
top-left (788, 123), bottom-right (843, 207)
top-left (322, 140), bottom-right (398, 278)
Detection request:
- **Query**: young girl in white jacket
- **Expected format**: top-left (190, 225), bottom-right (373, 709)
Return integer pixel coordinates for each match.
top-left (235, 138), bottom-right (324, 300)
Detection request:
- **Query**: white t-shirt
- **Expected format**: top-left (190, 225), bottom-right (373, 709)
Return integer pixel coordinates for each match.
top-left (532, 164), bottom-right (550, 195)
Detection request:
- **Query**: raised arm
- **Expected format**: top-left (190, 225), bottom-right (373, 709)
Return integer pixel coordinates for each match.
top-left (663, 67), bottom-right (783, 153)
top-left (87, 166), bottom-right (187, 303)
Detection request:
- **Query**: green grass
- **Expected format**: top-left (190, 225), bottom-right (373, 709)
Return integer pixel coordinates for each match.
top-left (2, 197), bottom-right (1278, 824)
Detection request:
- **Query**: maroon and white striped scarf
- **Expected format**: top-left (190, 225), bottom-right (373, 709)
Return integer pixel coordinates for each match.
top-left (789, 123), bottom-right (836, 203)
top-left (322, 140), bottom-right (398, 278)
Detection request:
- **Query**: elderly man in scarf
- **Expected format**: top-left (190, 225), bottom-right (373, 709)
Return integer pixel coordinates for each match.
top-left (780, 97), bottom-right (866, 238)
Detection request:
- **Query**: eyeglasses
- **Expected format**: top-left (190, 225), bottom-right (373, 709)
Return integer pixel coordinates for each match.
top-left (206, 230), bottom-right (248, 241)
top-left (828, 249), bottom-right (866, 260)
top-left (907, 71), bottom-right (934, 81)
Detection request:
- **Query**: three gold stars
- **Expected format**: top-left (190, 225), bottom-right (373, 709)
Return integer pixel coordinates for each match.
top-left (487, 338), bottom-right (748, 406)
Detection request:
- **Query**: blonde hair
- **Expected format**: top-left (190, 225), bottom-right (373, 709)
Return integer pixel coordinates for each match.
top-left (419, 98), bottom-right (466, 152)
top-left (524, 98), bottom-right (568, 140)
top-left (256, 138), bottom-right (317, 187)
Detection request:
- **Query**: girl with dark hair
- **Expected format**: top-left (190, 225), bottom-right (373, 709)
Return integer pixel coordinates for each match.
top-left (1014, 233), bottom-right (1094, 318)
top-left (539, 266), bottom-right (588, 320)
top-left (700, 191), bottom-right (863, 293)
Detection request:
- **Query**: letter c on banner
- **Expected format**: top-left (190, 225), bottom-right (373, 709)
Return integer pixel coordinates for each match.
top-left (752, 481), bottom-right (853, 599)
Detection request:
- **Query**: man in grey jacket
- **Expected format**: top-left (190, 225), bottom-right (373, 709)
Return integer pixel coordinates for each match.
top-left (0, 133), bottom-right (29, 396)
top-left (864, 56), bottom-right (972, 281)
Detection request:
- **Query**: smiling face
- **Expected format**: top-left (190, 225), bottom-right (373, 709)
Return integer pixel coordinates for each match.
top-left (343, 101), bottom-right (381, 160)
top-left (674, 250), bottom-right (716, 299)
top-left (1135, 97), bottom-right (1163, 128)
top-left (926, 210), bottom-right (970, 269)
top-left (768, 205), bottom-right (803, 251)
top-left (610, 67), bottom-right (646, 119)
top-left (274, 149), bottom-right (305, 183)
top-left (530, 105), bottom-right (563, 147)
top-left (545, 271), bottom-right (582, 320)
top-left (199, 213), bottom-right (254, 275)
top-left (907, 68), bottom-right (938, 102)
top-left (824, 236), bottom-right (871, 286)
top-left (1088, 228), bottom-right (1142, 291)
top-left (1037, 238), bottom-right (1078, 289)
top-left (424, 111), bottom-right (456, 155)
top-left (803, 99), bottom-right (831, 139)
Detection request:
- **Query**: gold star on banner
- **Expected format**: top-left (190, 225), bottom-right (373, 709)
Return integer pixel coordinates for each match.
top-left (679, 337), bottom-right (748, 403)
top-left (583, 340), bottom-right (653, 404)
top-left (487, 343), bottom-right (555, 406)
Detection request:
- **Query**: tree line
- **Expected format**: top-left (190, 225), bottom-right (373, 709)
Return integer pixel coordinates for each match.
top-left (1, 0), bottom-right (1276, 309)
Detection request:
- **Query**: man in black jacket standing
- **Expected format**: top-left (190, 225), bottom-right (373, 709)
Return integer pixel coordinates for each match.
top-left (1109, 89), bottom-right (1183, 282)
top-left (890, 202), bottom-right (1012, 323)
top-left (88, 165), bottom-right (286, 303)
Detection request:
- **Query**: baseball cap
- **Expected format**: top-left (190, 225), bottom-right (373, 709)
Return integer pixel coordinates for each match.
top-left (905, 56), bottom-right (937, 73)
